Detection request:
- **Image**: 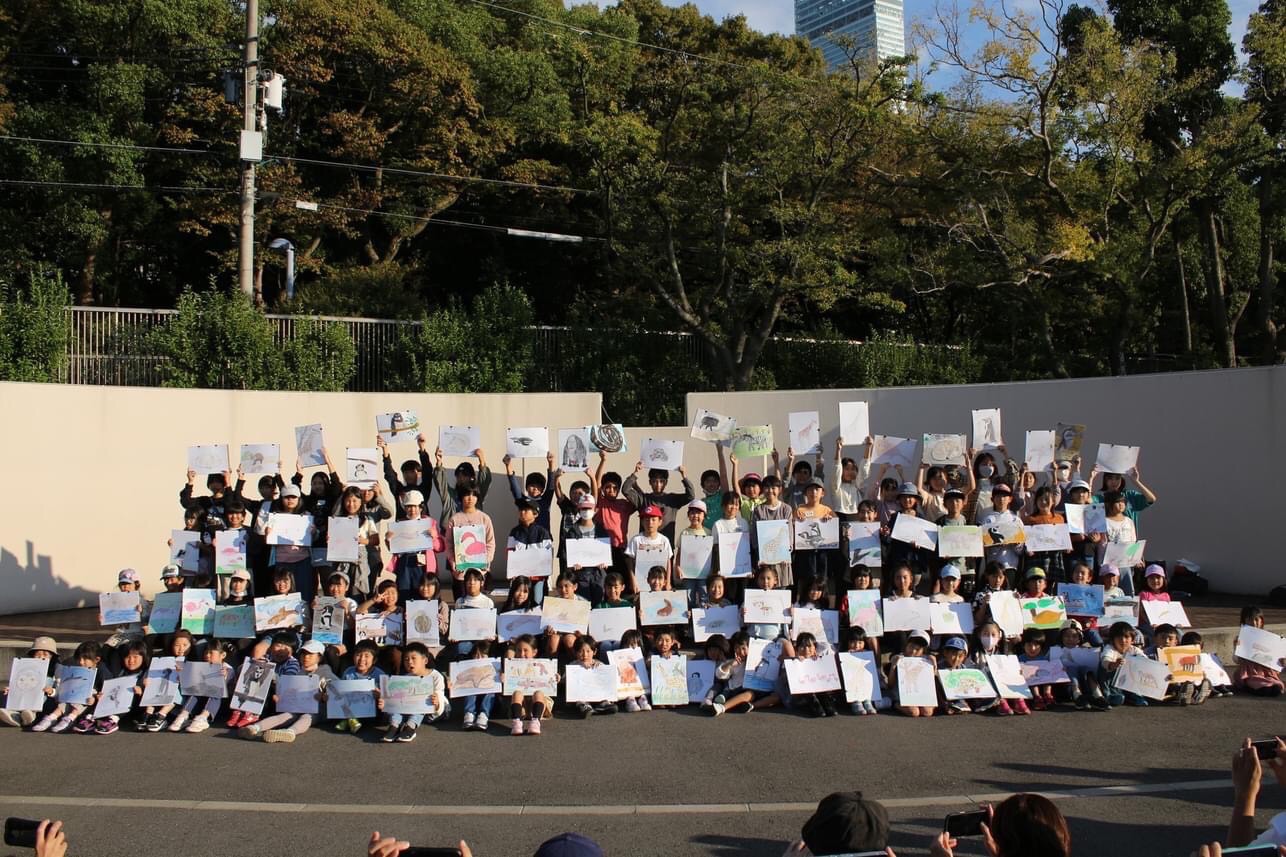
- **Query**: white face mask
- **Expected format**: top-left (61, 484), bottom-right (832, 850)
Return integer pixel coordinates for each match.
top-left (980, 634), bottom-right (1001, 650)
top-left (978, 466), bottom-right (995, 478)
top-left (578, 509), bottom-right (594, 520)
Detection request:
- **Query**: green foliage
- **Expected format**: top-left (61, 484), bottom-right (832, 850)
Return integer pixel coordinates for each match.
top-left (281, 319), bottom-right (359, 392)
top-left (289, 263), bottom-right (427, 319)
top-left (0, 270), bottom-right (69, 382)
top-left (147, 290), bottom-right (285, 389)
top-left (392, 283), bottom-right (534, 392)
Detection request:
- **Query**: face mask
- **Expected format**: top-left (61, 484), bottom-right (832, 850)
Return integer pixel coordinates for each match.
top-left (578, 510), bottom-right (594, 520)
top-left (981, 634), bottom-right (1000, 649)
top-left (978, 466), bottom-right (994, 478)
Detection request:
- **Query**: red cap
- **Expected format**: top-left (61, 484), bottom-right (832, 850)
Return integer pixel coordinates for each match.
top-left (641, 504), bottom-right (664, 518)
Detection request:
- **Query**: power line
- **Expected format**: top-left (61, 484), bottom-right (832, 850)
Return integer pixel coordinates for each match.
top-left (0, 178), bottom-right (235, 194)
top-left (266, 154), bottom-right (595, 195)
top-left (292, 197), bottom-right (602, 242)
top-left (0, 135), bottom-right (224, 156)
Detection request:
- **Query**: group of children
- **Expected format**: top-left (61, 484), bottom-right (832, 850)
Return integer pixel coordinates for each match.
top-left (0, 425), bottom-right (1280, 741)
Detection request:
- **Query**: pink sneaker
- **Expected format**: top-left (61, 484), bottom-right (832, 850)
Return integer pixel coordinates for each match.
top-left (527, 717), bottom-right (541, 736)
top-left (996, 700), bottom-right (1013, 716)
top-left (510, 719), bottom-right (524, 736)
top-left (1014, 699), bottom-right (1032, 715)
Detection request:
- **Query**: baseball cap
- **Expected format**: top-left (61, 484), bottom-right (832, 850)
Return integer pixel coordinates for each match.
top-left (1061, 619), bottom-right (1084, 631)
top-left (532, 833), bottom-right (604, 857)
top-left (300, 640), bottom-right (326, 655)
top-left (908, 630), bottom-right (931, 646)
top-left (687, 499), bottom-right (707, 514)
top-left (740, 472), bottom-right (762, 484)
top-left (1144, 564), bottom-right (1166, 579)
top-left (1024, 567), bottom-right (1046, 580)
top-left (161, 564), bottom-right (182, 580)
top-left (897, 481), bottom-right (919, 497)
top-left (943, 636), bottom-right (968, 651)
top-left (28, 636), bottom-right (58, 656)
top-left (944, 487), bottom-right (965, 499)
top-left (117, 568), bottom-right (140, 584)
top-left (281, 484), bottom-right (302, 498)
top-left (991, 482), bottom-right (1012, 495)
top-left (939, 564), bottom-right (961, 580)
top-left (801, 791), bottom-right (890, 856)
top-left (807, 477), bottom-right (825, 489)
top-left (576, 495), bottom-right (596, 510)
top-left (231, 569), bottom-right (252, 581)
top-left (401, 489), bottom-right (424, 507)
top-left (375, 570), bottom-right (397, 586)
top-left (1068, 479), bottom-right (1091, 492)
top-left (516, 496), bottom-right (540, 512)
top-left (1098, 563), bottom-right (1120, 578)
top-left (641, 504), bottom-right (664, 518)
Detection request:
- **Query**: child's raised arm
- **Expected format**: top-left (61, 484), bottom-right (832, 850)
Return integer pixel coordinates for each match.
top-left (594, 450), bottom-right (608, 498)
top-left (716, 442), bottom-right (729, 490)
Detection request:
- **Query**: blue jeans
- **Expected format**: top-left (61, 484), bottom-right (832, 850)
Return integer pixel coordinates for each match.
top-left (394, 713), bottom-right (424, 729)
top-left (464, 694), bottom-right (494, 717)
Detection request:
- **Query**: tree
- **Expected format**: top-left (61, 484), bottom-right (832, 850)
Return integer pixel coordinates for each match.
top-left (0, 270), bottom-right (68, 381)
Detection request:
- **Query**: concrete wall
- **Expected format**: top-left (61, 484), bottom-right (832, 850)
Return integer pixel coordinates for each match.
top-left (0, 383), bottom-right (601, 613)
top-left (688, 366), bottom-right (1286, 594)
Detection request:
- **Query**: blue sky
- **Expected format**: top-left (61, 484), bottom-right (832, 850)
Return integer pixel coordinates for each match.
top-left (675, 0), bottom-right (1263, 83)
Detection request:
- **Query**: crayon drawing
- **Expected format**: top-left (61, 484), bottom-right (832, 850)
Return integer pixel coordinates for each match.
top-left (179, 590), bottom-right (217, 635)
top-left (939, 668), bottom-right (996, 700)
top-left (1020, 596), bottom-right (1068, 630)
top-left (254, 594), bottom-right (306, 632)
top-left (380, 675), bottom-right (435, 715)
top-left (1054, 423), bottom-right (1085, 462)
top-left (294, 424), bottom-right (325, 467)
top-left (896, 657), bottom-right (938, 707)
top-left (376, 411), bottom-right (420, 443)
top-left (730, 425), bottom-right (773, 458)
top-left (326, 678), bottom-right (377, 719)
top-left (213, 604), bottom-right (255, 639)
top-left (639, 591), bottom-right (691, 626)
top-left (922, 433), bottom-right (967, 466)
top-left (502, 658), bottom-right (559, 696)
top-left (6, 659), bottom-right (48, 711)
top-left (649, 655), bottom-right (689, 706)
top-left (311, 596), bottom-right (346, 645)
top-left (984, 654), bottom-right (1033, 700)
top-left (448, 658), bottom-right (502, 698)
top-left (846, 590), bottom-right (884, 636)
top-left (608, 648), bottom-right (650, 699)
top-left (239, 443), bottom-right (279, 474)
top-left (588, 423), bottom-right (627, 454)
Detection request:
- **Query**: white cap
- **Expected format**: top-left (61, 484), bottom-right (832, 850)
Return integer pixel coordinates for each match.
top-left (300, 640), bottom-right (326, 655)
top-left (401, 489), bottom-right (424, 507)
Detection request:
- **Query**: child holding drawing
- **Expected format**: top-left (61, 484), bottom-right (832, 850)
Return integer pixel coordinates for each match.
top-left (335, 639), bottom-right (385, 735)
top-left (711, 492), bottom-right (749, 603)
top-left (390, 489), bottom-right (445, 605)
top-left (751, 475), bottom-right (794, 589)
top-left (1232, 606), bottom-right (1284, 696)
top-left (170, 641), bottom-right (235, 733)
top-left (1017, 629), bottom-right (1056, 711)
top-left (506, 634), bottom-right (552, 736)
top-left (140, 630), bottom-right (194, 731)
top-left (458, 640), bottom-right (497, 731)
top-left (888, 630), bottom-right (935, 718)
top-left (239, 640), bottom-right (333, 743)
top-left (674, 500), bottom-right (711, 606)
top-left (379, 641), bottom-right (446, 744)
top-left (622, 462), bottom-right (695, 544)
top-left (624, 505), bottom-right (673, 596)
top-left (567, 636), bottom-right (618, 718)
top-left (844, 628), bottom-right (884, 715)
top-left (789, 632), bottom-right (838, 718)
top-left (972, 621), bottom-right (1022, 715)
top-left (446, 484), bottom-right (496, 596)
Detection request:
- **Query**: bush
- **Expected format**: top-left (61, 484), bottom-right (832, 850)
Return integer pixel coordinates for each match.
top-left (288, 262), bottom-right (426, 320)
top-left (147, 289), bottom-right (284, 389)
top-left (281, 318), bottom-right (358, 392)
top-left (0, 270), bottom-right (70, 382)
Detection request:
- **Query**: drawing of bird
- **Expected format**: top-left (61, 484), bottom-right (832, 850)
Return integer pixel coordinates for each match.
top-left (458, 532), bottom-right (488, 562)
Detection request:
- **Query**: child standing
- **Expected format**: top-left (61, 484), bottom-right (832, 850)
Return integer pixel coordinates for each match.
top-left (593, 452), bottom-right (637, 578)
top-left (625, 505), bottom-right (673, 595)
top-left (792, 479), bottom-right (836, 597)
top-left (752, 475), bottom-right (794, 589)
top-left (711, 492), bottom-right (750, 602)
top-left (388, 489), bottom-right (445, 604)
top-left (503, 451), bottom-right (557, 531)
top-left (446, 484), bottom-right (496, 595)
top-left (622, 462), bottom-right (696, 544)
top-left (674, 500), bottom-right (711, 606)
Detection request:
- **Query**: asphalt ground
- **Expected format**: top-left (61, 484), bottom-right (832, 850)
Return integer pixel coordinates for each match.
top-left (0, 693), bottom-right (1282, 857)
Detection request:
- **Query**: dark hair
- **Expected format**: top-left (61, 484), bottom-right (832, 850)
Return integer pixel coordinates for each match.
top-left (400, 458), bottom-right (421, 473)
top-left (556, 573), bottom-right (577, 589)
top-left (722, 492), bottom-right (741, 508)
top-left (463, 568), bottom-right (485, 583)
top-left (1033, 485), bottom-right (1055, 507)
top-left (700, 469), bottom-right (720, 485)
top-left (273, 566), bottom-right (294, 582)
top-left (340, 485), bottom-right (364, 505)
top-left (525, 472), bottom-right (547, 492)
top-left (402, 642), bottom-right (432, 666)
top-left (472, 640), bottom-right (492, 657)
top-left (972, 451), bottom-right (1000, 479)
top-left (989, 793), bottom-right (1071, 857)
top-left (604, 571), bottom-right (624, 589)
top-left (847, 626), bottom-right (868, 645)
top-left (376, 579), bottom-right (398, 594)
top-left (224, 498), bottom-right (246, 515)
top-left (514, 633), bottom-right (538, 650)
top-left (729, 630), bottom-right (751, 650)
top-left (842, 457), bottom-right (859, 473)
top-left (572, 636), bottom-right (597, 657)
top-left (457, 483), bottom-right (480, 499)
top-left (455, 462), bottom-right (477, 479)
top-left (884, 562), bottom-right (914, 595)
top-left (646, 565), bottom-right (667, 582)
top-left (880, 476), bottom-right (899, 491)
top-left (271, 631), bottom-right (297, 648)
top-left (795, 578), bottom-right (826, 606)
top-left (1101, 490), bottom-right (1123, 506)
top-left (602, 472), bottom-right (623, 489)
top-left (1152, 623), bottom-right (1178, 641)
top-left (1180, 631), bottom-right (1203, 646)
top-left (73, 641), bottom-right (102, 661)
top-left (416, 574), bottom-right (439, 592)
top-left (857, 499), bottom-right (877, 515)
top-left (211, 640), bottom-right (238, 658)
top-left (1239, 605), bottom-right (1264, 626)
top-left (851, 565), bottom-right (872, 582)
top-left (791, 459), bottom-right (812, 475)
top-left (353, 639), bottom-right (380, 657)
top-left (170, 629), bottom-right (194, 649)
top-left (619, 629), bottom-right (643, 649)
top-left (707, 573), bottom-right (726, 592)
top-left (983, 560), bottom-right (1008, 585)
top-left (761, 475), bottom-right (783, 490)
top-left (257, 475), bottom-right (276, 491)
top-left (503, 576), bottom-right (534, 611)
top-left (704, 634), bottom-right (731, 660)
top-left (1107, 621), bottom-right (1135, 641)
top-left (1020, 628), bottom-right (1047, 650)
top-left (206, 472), bottom-right (227, 487)
top-left (570, 480), bottom-right (590, 495)
top-left (647, 468), bottom-right (668, 482)
top-left (925, 465), bottom-right (946, 484)
top-left (794, 631), bottom-right (818, 650)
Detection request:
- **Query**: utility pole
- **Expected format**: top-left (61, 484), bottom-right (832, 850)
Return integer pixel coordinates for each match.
top-left (237, 0), bottom-right (261, 297)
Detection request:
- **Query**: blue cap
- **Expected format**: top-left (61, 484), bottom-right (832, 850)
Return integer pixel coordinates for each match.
top-left (533, 833), bottom-right (604, 857)
top-left (939, 564), bottom-right (961, 580)
top-left (943, 636), bottom-right (968, 651)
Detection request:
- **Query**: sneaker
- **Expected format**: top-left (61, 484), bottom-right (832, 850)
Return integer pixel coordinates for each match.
top-left (145, 713), bottom-right (165, 732)
top-left (94, 717), bottom-right (119, 735)
top-left (237, 725), bottom-right (262, 739)
top-left (625, 698), bottom-right (641, 713)
top-left (949, 701), bottom-right (970, 715)
top-left (335, 719), bottom-right (351, 733)
top-left (849, 702), bottom-right (863, 715)
top-left (1031, 696), bottom-right (1047, 711)
top-left (1193, 681), bottom-right (1213, 705)
top-left (50, 715), bottom-right (75, 733)
top-left (72, 716), bottom-right (95, 734)
top-left (239, 714), bottom-right (260, 729)
top-left (381, 724), bottom-right (399, 743)
top-left (1091, 695), bottom-right (1110, 711)
top-left (168, 712), bottom-right (190, 732)
top-left (511, 719), bottom-right (525, 736)
top-left (996, 700), bottom-right (1013, 716)
top-left (396, 724), bottom-right (417, 743)
top-left (743, 702), bottom-right (755, 713)
top-left (226, 710), bottom-right (244, 728)
top-left (476, 713), bottom-right (489, 731)
top-left (0, 710), bottom-right (22, 728)
top-left (863, 701), bottom-right (878, 715)
top-left (820, 696), bottom-right (837, 717)
top-left (31, 715), bottom-right (55, 733)
top-left (593, 702), bottom-right (618, 715)
top-left (805, 696), bottom-right (825, 718)
top-left (1125, 695), bottom-right (1149, 707)
top-left (462, 713), bottom-right (476, 730)
top-left (186, 715), bottom-right (210, 733)
top-left (527, 717), bottom-right (541, 735)
top-left (132, 714), bottom-right (149, 732)
top-left (264, 728), bottom-right (296, 744)
top-left (577, 702), bottom-right (594, 719)
top-left (1074, 695), bottom-right (1090, 711)
top-left (1013, 699), bottom-right (1031, 715)
top-left (1106, 692), bottom-right (1125, 707)
top-left (636, 696), bottom-right (652, 711)
top-left (710, 702), bottom-right (726, 717)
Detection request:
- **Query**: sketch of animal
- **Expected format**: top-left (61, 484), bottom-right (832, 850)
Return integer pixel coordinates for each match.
top-left (656, 597), bottom-right (675, 618)
top-left (762, 534), bottom-right (784, 557)
top-left (698, 415), bottom-right (721, 431)
top-left (454, 664), bottom-right (496, 689)
top-left (442, 429), bottom-right (471, 453)
top-left (950, 673), bottom-right (988, 696)
top-left (590, 424), bottom-right (624, 453)
top-left (981, 417), bottom-right (997, 443)
top-left (319, 605), bottom-right (336, 629)
top-left (616, 662), bottom-right (640, 685)
top-left (797, 521), bottom-right (823, 546)
top-left (413, 613), bottom-right (433, 634)
top-left (263, 604), bottom-right (299, 628)
top-left (647, 445), bottom-right (669, 463)
top-left (562, 434), bottom-right (589, 468)
top-left (1028, 608), bottom-right (1064, 627)
top-left (986, 526), bottom-right (1004, 546)
top-left (1136, 671), bottom-right (1160, 690)
top-left (512, 436), bottom-right (533, 447)
top-left (1175, 655), bottom-right (1199, 673)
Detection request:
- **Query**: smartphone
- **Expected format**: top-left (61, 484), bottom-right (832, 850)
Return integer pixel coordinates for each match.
top-left (1221, 846), bottom-right (1282, 855)
top-left (3, 818), bottom-right (40, 849)
top-left (944, 809), bottom-right (989, 837)
top-left (1251, 737), bottom-right (1282, 760)
top-left (401, 849), bottom-right (463, 857)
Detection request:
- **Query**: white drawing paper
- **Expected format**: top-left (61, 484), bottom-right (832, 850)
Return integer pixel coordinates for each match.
top-left (99, 591), bottom-right (142, 626)
top-left (507, 542), bottom-right (553, 579)
top-left (276, 674), bottom-right (321, 714)
top-left (539, 597), bottom-right (592, 633)
top-left (505, 426), bottom-right (549, 459)
top-left (267, 513), bottom-right (312, 546)
top-left (929, 601), bottom-right (975, 635)
top-left (972, 408), bottom-right (1003, 449)
top-left (180, 661), bottom-right (228, 699)
top-left (388, 519), bottom-right (435, 554)
top-left (793, 517), bottom-right (840, 551)
top-left (922, 433), bottom-right (967, 466)
top-left (326, 678), bottom-right (377, 719)
top-left (438, 425), bottom-right (481, 458)
top-left (988, 591), bottom-right (1025, 638)
top-left (239, 443), bottom-right (280, 474)
top-left (566, 538), bottom-right (612, 569)
top-left (187, 444), bottom-right (229, 475)
top-left (985, 654), bottom-right (1033, 700)
top-left (1025, 524), bottom-right (1073, 553)
top-left (448, 607), bottom-right (498, 642)
top-left (1103, 539), bottom-right (1147, 569)
top-left (891, 515), bottom-right (939, 551)
top-left (6, 658), bottom-right (49, 711)
top-left (687, 661), bottom-right (716, 704)
top-left (788, 411), bottom-right (822, 454)
top-left (741, 589), bottom-right (792, 624)
top-left (294, 424), bottom-right (326, 467)
top-left (846, 590), bottom-right (884, 636)
top-left (883, 597), bottom-right (932, 632)
top-left (587, 607), bottom-right (637, 643)
top-left (376, 410), bottom-right (420, 443)
top-left (649, 655), bottom-right (689, 706)
top-left (1116, 654), bottom-right (1170, 700)
top-left (1141, 600), bottom-right (1192, 628)
top-left (939, 668), bottom-right (997, 700)
top-left (557, 427), bottom-right (593, 469)
top-left (1234, 625), bottom-right (1286, 670)
top-left (678, 534), bottom-right (714, 579)
top-left (717, 531), bottom-right (752, 578)
top-left (895, 656), bottom-right (938, 706)
top-left (496, 609), bottom-right (543, 641)
top-left (785, 655), bottom-right (843, 694)
top-left (790, 607), bottom-right (840, 644)
top-left (690, 605), bottom-right (742, 642)
top-left (937, 525), bottom-right (985, 558)
top-left (92, 676), bottom-right (138, 719)
top-left (871, 435), bottom-right (917, 467)
top-left (1095, 443), bottom-right (1140, 474)
top-left (691, 408), bottom-right (736, 442)
top-left (448, 658), bottom-right (502, 698)
top-left (608, 648), bottom-right (650, 699)
top-left (1024, 430), bottom-right (1056, 472)
top-left (838, 402), bottom-right (869, 445)
top-left (744, 638), bottom-right (783, 691)
top-left (254, 594), bottom-right (306, 631)
top-left (641, 438), bottom-right (684, 470)
top-left (1064, 503), bottom-right (1107, 535)
top-left (565, 664), bottom-right (620, 703)
top-left (56, 665), bottom-right (98, 706)
top-left (503, 659), bottom-right (559, 696)
top-left (138, 659), bottom-right (179, 707)
top-left (839, 651), bottom-right (884, 704)
top-left (345, 447), bottom-right (379, 489)
top-left (325, 516), bottom-right (361, 564)
top-left (638, 590), bottom-right (690, 626)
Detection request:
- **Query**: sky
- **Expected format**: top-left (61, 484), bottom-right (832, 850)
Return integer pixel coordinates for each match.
top-left (671, 0), bottom-right (1263, 86)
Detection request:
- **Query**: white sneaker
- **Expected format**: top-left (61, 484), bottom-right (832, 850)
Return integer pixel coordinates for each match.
top-left (185, 715), bottom-right (210, 734)
top-left (712, 702), bottom-right (726, 717)
top-left (625, 697), bottom-right (640, 713)
top-left (462, 712), bottom-right (476, 730)
top-left (168, 712), bottom-right (189, 732)
top-left (510, 719), bottom-right (524, 736)
top-left (0, 710), bottom-right (21, 728)
top-left (637, 696), bottom-right (652, 711)
top-left (475, 713), bottom-right (489, 731)
top-left (31, 716), bottom-right (55, 732)
top-left (50, 716), bottom-right (74, 733)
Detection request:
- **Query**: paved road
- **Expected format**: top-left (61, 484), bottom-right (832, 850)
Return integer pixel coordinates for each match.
top-left (0, 695), bottom-right (1281, 856)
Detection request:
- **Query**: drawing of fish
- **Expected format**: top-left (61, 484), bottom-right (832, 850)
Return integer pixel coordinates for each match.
top-left (657, 598), bottom-right (675, 617)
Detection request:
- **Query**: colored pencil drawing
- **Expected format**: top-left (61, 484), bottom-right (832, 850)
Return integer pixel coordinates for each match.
top-left (326, 679), bottom-right (377, 719)
top-left (558, 428), bottom-right (591, 469)
top-left (686, 661), bottom-right (716, 703)
top-left (896, 657), bottom-right (937, 707)
top-left (312, 596), bottom-right (346, 645)
top-left (503, 658), bottom-right (559, 695)
top-left (6, 659), bottom-right (48, 711)
top-left (756, 518), bottom-right (792, 565)
top-left (588, 424), bottom-right (627, 453)
top-left (846, 590), bottom-right (884, 636)
top-left (505, 426), bottom-right (549, 459)
top-left (179, 590), bottom-right (217, 635)
top-left (730, 425), bottom-right (773, 458)
top-left (788, 411), bottom-right (821, 455)
top-left (448, 658), bottom-right (502, 698)
top-left (1018, 659), bottom-right (1071, 685)
top-left (939, 668), bottom-right (996, 700)
top-left (294, 424), bottom-right (325, 467)
top-left (254, 594), bottom-right (306, 632)
top-left (99, 592), bottom-right (142, 626)
top-left (139, 659), bottom-right (179, 707)
top-left (922, 433), bottom-right (967, 466)
top-left (1020, 596), bottom-right (1067, 630)
top-left (187, 444), bottom-right (229, 475)
top-left (213, 604), bottom-right (255, 639)
top-left (540, 597), bottom-right (592, 633)
top-left (608, 648), bottom-right (650, 699)
top-left (838, 651), bottom-right (883, 704)
top-left (453, 524), bottom-right (489, 571)
top-left (691, 409), bottom-right (735, 442)
top-left (405, 599), bottom-right (441, 645)
top-left (377, 411), bottom-right (420, 442)
top-left (639, 591), bottom-right (690, 626)
top-left (239, 443), bottom-right (279, 474)
top-left (784, 656), bottom-right (843, 694)
top-left (381, 675), bottom-right (435, 715)
top-left (448, 607), bottom-right (498, 642)
top-left (93, 676), bottom-right (137, 719)
top-left (845, 521), bottom-right (882, 567)
top-left (180, 662), bottom-right (228, 699)
top-left (649, 655), bottom-right (689, 706)
top-left (741, 589), bottom-right (791, 624)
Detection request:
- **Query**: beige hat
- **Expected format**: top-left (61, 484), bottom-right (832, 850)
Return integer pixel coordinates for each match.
top-left (28, 636), bottom-right (58, 656)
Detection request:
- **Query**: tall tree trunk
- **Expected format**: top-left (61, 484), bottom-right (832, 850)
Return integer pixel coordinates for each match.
top-left (253, 262), bottom-right (265, 308)
top-left (1172, 234), bottom-right (1192, 355)
top-left (1197, 200), bottom-right (1237, 368)
top-left (77, 249), bottom-right (97, 306)
top-left (1257, 177), bottom-right (1279, 364)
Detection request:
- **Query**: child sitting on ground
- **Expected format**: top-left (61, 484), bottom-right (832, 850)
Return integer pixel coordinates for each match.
top-left (379, 642), bottom-right (445, 744)
top-left (1018, 628), bottom-right (1057, 711)
top-left (889, 630), bottom-right (936, 718)
top-left (1232, 606), bottom-right (1284, 697)
top-left (0, 636), bottom-right (59, 729)
top-left (334, 639), bottom-right (385, 735)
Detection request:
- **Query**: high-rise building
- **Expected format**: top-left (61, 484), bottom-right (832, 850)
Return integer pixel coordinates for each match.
top-left (795, 0), bottom-right (905, 71)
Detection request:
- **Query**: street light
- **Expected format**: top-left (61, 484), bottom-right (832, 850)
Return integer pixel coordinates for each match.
top-left (267, 237), bottom-right (295, 300)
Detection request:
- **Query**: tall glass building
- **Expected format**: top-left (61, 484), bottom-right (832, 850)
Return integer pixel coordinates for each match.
top-left (795, 0), bottom-right (905, 70)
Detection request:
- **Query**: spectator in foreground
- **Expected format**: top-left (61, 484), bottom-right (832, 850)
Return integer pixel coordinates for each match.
top-left (1207, 737), bottom-right (1286, 851)
top-left (782, 790), bottom-right (894, 856)
top-left (931, 794), bottom-right (1070, 857)
top-left (366, 830), bottom-right (604, 857)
